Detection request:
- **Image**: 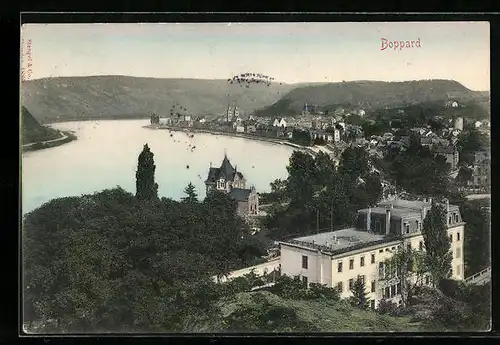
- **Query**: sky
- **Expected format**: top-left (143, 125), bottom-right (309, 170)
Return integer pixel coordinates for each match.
top-left (20, 22), bottom-right (490, 91)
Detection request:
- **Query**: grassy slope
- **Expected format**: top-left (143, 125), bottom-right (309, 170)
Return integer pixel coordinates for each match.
top-left (254, 79), bottom-right (489, 117)
top-left (21, 106), bottom-right (63, 144)
top-left (212, 291), bottom-right (423, 332)
top-left (21, 76), bottom-right (296, 123)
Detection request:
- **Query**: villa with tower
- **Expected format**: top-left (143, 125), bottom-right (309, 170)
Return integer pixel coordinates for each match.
top-left (204, 154), bottom-right (259, 216)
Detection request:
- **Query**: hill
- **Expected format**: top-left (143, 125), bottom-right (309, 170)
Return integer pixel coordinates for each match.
top-left (21, 76), bottom-right (295, 123)
top-left (210, 291), bottom-right (423, 332)
top-left (21, 106), bottom-right (63, 144)
top-left (254, 79), bottom-right (489, 117)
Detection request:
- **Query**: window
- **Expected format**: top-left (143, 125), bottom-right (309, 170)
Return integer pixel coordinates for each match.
top-left (391, 246), bottom-right (395, 250)
top-left (379, 262), bottom-right (385, 278)
top-left (390, 285), bottom-right (396, 297)
top-left (385, 248), bottom-right (389, 252)
top-left (425, 276), bottom-right (430, 285)
top-left (384, 286), bottom-right (390, 299)
top-left (337, 261), bottom-right (343, 273)
top-left (449, 234), bottom-right (453, 242)
top-left (349, 258), bottom-right (354, 270)
top-left (349, 278), bottom-right (354, 290)
top-left (379, 249), bottom-right (383, 253)
top-left (416, 221), bottom-right (420, 230)
top-left (302, 255), bottom-right (308, 269)
top-left (375, 220), bottom-right (381, 232)
top-left (371, 281), bottom-right (376, 293)
top-left (370, 300), bottom-right (375, 310)
top-left (396, 283), bottom-right (401, 295)
top-left (360, 275), bottom-right (365, 284)
top-left (371, 253), bottom-right (375, 264)
top-left (456, 247), bottom-right (461, 259)
top-left (405, 224), bottom-right (410, 234)
top-left (455, 214), bottom-right (459, 223)
top-left (457, 232), bottom-right (460, 241)
top-left (360, 256), bottom-right (365, 267)
top-left (302, 276), bottom-right (308, 286)
top-left (419, 241), bottom-right (423, 251)
top-left (407, 243), bottom-right (411, 251)
top-left (337, 281), bottom-right (343, 292)
top-left (449, 216), bottom-right (452, 224)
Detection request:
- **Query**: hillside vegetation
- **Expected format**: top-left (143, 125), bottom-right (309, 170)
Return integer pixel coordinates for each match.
top-left (21, 106), bottom-right (63, 144)
top-left (254, 79), bottom-right (489, 117)
top-left (216, 291), bottom-right (423, 332)
top-left (21, 76), bottom-right (295, 123)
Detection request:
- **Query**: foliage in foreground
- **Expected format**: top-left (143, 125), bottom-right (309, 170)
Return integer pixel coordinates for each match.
top-left (219, 291), bottom-right (422, 333)
top-left (22, 186), bottom-right (258, 332)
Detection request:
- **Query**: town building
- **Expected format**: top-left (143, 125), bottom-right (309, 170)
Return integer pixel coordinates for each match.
top-left (279, 198), bottom-right (465, 309)
top-left (434, 145), bottom-right (460, 171)
top-left (470, 150), bottom-right (490, 192)
top-left (273, 118), bottom-right (287, 128)
top-left (454, 117), bottom-right (464, 131)
top-left (204, 154), bottom-right (259, 216)
top-left (226, 104), bottom-right (240, 122)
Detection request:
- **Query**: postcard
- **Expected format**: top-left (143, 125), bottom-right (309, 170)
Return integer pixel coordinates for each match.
top-left (20, 20), bottom-right (491, 334)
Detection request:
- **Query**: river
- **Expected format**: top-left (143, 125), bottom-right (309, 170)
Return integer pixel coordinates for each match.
top-left (21, 119), bottom-right (295, 214)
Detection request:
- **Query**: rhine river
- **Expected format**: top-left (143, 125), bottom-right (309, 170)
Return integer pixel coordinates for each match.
top-left (21, 119), bottom-right (295, 215)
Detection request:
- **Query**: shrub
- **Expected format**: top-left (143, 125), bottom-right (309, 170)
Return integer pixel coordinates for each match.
top-left (377, 299), bottom-right (398, 315)
top-left (307, 283), bottom-right (341, 301)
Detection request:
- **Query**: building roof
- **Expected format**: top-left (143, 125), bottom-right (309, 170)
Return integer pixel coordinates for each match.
top-left (281, 228), bottom-right (394, 256)
top-left (229, 188), bottom-right (253, 202)
top-left (205, 155), bottom-right (244, 184)
top-left (357, 199), bottom-right (460, 220)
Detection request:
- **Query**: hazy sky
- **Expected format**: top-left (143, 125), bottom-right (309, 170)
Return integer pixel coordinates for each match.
top-left (20, 22), bottom-right (490, 91)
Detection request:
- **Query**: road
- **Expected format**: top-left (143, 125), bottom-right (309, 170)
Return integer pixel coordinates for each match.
top-left (22, 132), bottom-right (68, 149)
top-left (465, 194), bottom-right (491, 200)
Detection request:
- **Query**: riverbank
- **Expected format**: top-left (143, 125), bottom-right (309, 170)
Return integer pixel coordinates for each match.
top-left (39, 114), bottom-right (151, 125)
top-left (143, 124), bottom-right (331, 158)
top-left (22, 131), bottom-right (78, 152)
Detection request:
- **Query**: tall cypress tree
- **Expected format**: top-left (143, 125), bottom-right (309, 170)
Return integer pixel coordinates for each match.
top-left (350, 276), bottom-right (370, 310)
top-left (135, 143), bottom-right (159, 200)
top-left (422, 200), bottom-right (452, 286)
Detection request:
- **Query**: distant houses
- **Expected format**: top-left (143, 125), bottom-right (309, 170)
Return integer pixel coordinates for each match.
top-left (470, 150), bottom-right (490, 191)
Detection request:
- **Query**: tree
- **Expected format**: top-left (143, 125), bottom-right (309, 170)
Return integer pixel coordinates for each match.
top-left (269, 178), bottom-right (287, 203)
top-left (22, 185), bottom-right (263, 333)
top-left (349, 276), bottom-right (370, 310)
top-left (456, 166), bottom-right (473, 186)
top-left (285, 151), bottom-right (317, 209)
top-left (290, 129), bottom-right (312, 146)
top-left (135, 144), bottom-right (159, 201)
top-left (382, 247), bottom-right (428, 308)
top-left (181, 182), bottom-right (198, 203)
top-left (461, 202), bottom-right (490, 277)
top-left (338, 146), bottom-right (370, 178)
top-left (422, 201), bottom-right (452, 286)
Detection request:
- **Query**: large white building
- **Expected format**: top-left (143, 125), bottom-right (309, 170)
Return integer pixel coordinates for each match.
top-left (279, 199), bottom-right (465, 309)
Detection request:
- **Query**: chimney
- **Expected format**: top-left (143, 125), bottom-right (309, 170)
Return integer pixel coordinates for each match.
top-left (366, 208), bottom-right (372, 231)
top-left (385, 208), bottom-right (391, 235)
top-left (422, 206), bottom-right (427, 221)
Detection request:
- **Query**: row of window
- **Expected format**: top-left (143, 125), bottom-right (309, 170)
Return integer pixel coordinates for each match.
top-left (449, 232), bottom-right (461, 242)
top-left (301, 233), bottom-right (462, 271)
top-left (336, 275), bottom-right (375, 292)
top-left (448, 213), bottom-right (461, 225)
